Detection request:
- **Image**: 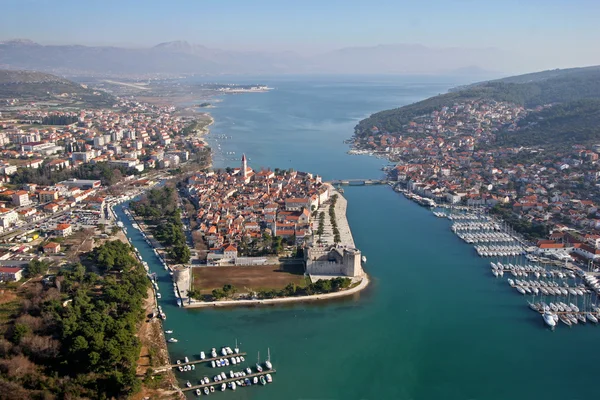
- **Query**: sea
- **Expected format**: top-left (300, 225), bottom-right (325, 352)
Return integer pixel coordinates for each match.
top-left (116, 75), bottom-right (598, 400)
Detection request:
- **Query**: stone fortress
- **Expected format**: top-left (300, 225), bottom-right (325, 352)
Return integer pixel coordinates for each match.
top-left (304, 186), bottom-right (365, 280)
top-left (305, 245), bottom-right (363, 278)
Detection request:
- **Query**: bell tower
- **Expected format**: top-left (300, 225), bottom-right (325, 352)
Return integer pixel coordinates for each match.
top-left (241, 154), bottom-right (248, 179)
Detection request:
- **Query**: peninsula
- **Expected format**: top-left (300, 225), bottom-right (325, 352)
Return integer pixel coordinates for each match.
top-left (352, 66), bottom-right (600, 247)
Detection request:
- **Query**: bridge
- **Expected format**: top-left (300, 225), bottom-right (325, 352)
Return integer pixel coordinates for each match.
top-left (327, 179), bottom-right (390, 186)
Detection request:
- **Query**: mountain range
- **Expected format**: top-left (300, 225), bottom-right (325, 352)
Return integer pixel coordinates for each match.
top-left (0, 39), bottom-right (506, 77)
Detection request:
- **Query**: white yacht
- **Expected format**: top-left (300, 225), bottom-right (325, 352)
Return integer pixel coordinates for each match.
top-left (265, 348), bottom-right (273, 370)
top-left (586, 312), bottom-right (598, 323)
top-left (168, 338), bottom-right (178, 343)
top-left (516, 286), bottom-right (526, 295)
top-left (165, 330), bottom-right (173, 334)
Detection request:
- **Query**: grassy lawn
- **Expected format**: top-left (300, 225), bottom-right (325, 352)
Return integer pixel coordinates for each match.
top-left (193, 263), bottom-right (306, 294)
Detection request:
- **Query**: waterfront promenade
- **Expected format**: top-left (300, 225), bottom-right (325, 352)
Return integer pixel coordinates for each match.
top-left (312, 186), bottom-right (356, 248)
top-left (183, 274), bottom-right (369, 308)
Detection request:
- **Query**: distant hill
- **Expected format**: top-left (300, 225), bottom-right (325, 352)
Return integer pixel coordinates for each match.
top-left (0, 39), bottom-right (508, 77)
top-left (0, 69), bottom-right (115, 107)
top-left (355, 65), bottom-right (600, 147)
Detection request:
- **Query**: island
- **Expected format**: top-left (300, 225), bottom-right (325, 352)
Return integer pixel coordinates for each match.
top-left (162, 154), bottom-right (368, 307)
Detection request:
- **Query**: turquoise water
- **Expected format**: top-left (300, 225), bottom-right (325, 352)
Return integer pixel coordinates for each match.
top-left (119, 77), bottom-right (598, 400)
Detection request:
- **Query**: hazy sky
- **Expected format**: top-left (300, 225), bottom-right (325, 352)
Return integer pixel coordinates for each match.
top-left (1, 0), bottom-right (599, 68)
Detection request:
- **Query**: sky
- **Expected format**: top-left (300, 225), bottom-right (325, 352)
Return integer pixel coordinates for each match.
top-left (1, 0), bottom-right (599, 70)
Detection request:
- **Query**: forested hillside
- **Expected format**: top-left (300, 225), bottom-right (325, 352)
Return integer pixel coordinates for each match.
top-left (496, 99), bottom-right (600, 148)
top-left (355, 66), bottom-right (600, 144)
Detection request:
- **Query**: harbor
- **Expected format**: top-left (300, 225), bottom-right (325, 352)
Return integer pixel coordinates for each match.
top-left (427, 203), bottom-right (600, 330)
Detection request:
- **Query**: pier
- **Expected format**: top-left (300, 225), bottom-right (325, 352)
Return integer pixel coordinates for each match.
top-left (181, 369), bottom-right (277, 392)
top-left (170, 352), bottom-right (247, 368)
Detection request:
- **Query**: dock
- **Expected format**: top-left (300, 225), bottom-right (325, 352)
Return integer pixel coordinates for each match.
top-left (181, 369), bottom-right (276, 392)
top-left (171, 352), bottom-right (247, 368)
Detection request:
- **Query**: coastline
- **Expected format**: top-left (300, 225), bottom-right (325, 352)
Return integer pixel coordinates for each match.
top-left (183, 274), bottom-right (369, 308)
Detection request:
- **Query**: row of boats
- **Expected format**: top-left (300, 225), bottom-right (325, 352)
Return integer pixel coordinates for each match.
top-left (433, 212), bottom-right (486, 220)
top-left (451, 221), bottom-right (499, 231)
top-left (536, 306), bottom-right (600, 328)
top-left (492, 262), bottom-right (575, 278)
top-left (189, 372), bottom-right (273, 396)
top-left (508, 278), bottom-right (589, 296)
top-left (475, 245), bottom-right (525, 257)
top-left (457, 232), bottom-right (518, 243)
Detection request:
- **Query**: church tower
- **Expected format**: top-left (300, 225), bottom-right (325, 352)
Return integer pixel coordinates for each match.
top-left (241, 154), bottom-right (248, 178)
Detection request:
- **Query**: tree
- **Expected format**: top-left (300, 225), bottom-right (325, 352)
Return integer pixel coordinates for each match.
top-left (222, 284), bottom-right (237, 299)
top-left (212, 289), bottom-right (225, 300)
top-left (25, 259), bottom-right (48, 278)
top-left (283, 283), bottom-right (297, 297)
top-left (10, 323), bottom-right (29, 344)
top-left (187, 288), bottom-right (202, 300)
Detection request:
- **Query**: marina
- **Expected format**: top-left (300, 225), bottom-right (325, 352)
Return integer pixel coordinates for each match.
top-left (424, 204), bottom-right (600, 330)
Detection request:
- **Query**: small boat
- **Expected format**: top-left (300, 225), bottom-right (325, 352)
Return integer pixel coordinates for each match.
top-left (576, 313), bottom-right (587, 324)
top-left (260, 376), bottom-right (267, 385)
top-left (231, 382), bottom-right (237, 391)
top-left (220, 372), bottom-right (226, 380)
top-left (559, 314), bottom-right (572, 326)
top-left (211, 348), bottom-right (217, 358)
top-left (200, 351), bottom-right (206, 360)
top-left (361, 255), bottom-right (367, 263)
top-left (186, 381), bottom-right (192, 388)
top-left (177, 359), bottom-right (182, 364)
top-left (204, 387), bottom-right (210, 395)
top-left (516, 286), bottom-right (526, 295)
top-left (245, 378), bottom-right (252, 386)
top-left (586, 312), bottom-right (599, 323)
top-left (156, 293), bottom-right (162, 299)
top-left (246, 367), bottom-right (252, 374)
top-left (178, 366), bottom-right (183, 372)
top-left (192, 364), bottom-right (195, 370)
top-left (221, 383), bottom-right (226, 391)
top-left (266, 373), bottom-right (273, 383)
top-left (265, 348), bottom-right (272, 370)
top-left (210, 386), bottom-right (215, 393)
top-left (230, 371), bottom-right (235, 379)
top-left (542, 312), bottom-right (556, 329)
top-left (168, 338), bottom-right (178, 343)
top-left (211, 360), bottom-right (216, 368)
top-left (165, 330), bottom-right (173, 334)
top-left (185, 357), bottom-right (189, 363)
top-left (569, 303), bottom-right (580, 313)
top-left (231, 357), bottom-right (237, 365)
top-left (253, 377), bottom-right (259, 384)
top-left (196, 388), bottom-right (201, 396)
top-left (256, 351), bottom-right (263, 372)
